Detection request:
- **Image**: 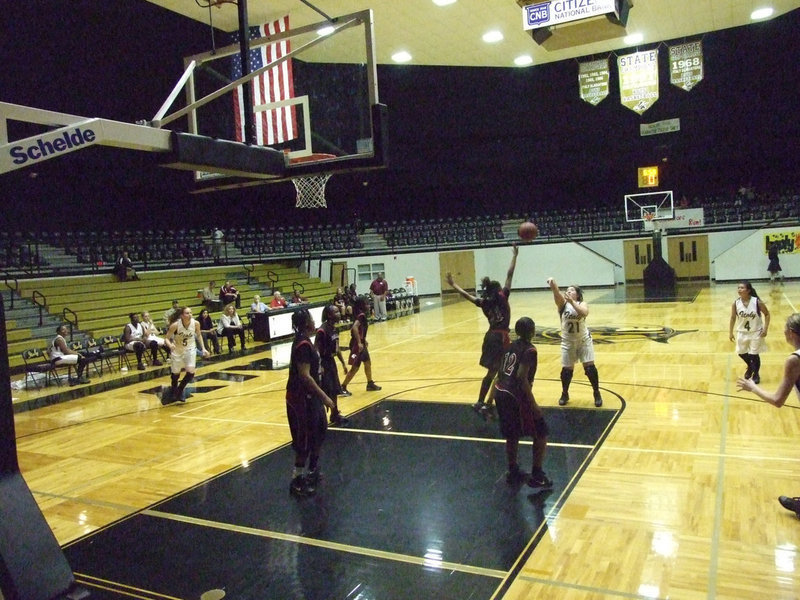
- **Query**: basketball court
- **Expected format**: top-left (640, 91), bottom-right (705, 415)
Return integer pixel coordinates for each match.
top-left (8, 282), bottom-right (800, 598)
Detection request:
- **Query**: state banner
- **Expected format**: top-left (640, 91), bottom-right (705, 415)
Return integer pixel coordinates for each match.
top-left (578, 58), bottom-right (610, 106)
top-left (669, 41), bottom-right (704, 91)
top-left (618, 49), bottom-right (659, 115)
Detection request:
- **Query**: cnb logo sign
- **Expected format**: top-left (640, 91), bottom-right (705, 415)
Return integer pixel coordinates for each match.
top-left (524, 2), bottom-right (550, 28)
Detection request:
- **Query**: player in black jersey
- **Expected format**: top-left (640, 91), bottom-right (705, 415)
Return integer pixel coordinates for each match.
top-left (493, 317), bottom-right (552, 489)
top-left (315, 304), bottom-right (350, 426)
top-left (446, 244), bottom-right (518, 418)
top-left (341, 296), bottom-right (382, 393)
top-left (286, 309), bottom-right (335, 497)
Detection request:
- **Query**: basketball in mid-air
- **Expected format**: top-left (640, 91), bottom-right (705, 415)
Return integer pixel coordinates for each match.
top-left (518, 221), bottom-right (539, 241)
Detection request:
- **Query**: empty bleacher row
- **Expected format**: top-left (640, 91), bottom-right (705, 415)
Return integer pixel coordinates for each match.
top-left (2, 188), bottom-right (798, 278)
top-left (226, 223), bottom-right (363, 256)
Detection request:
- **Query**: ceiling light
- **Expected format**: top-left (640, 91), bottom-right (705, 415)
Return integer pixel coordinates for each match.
top-left (514, 55), bottom-right (533, 66)
top-left (624, 32), bottom-right (643, 45)
top-left (432, 0), bottom-right (457, 5)
top-left (482, 30), bottom-right (504, 43)
top-left (751, 7), bottom-right (774, 20)
top-left (317, 25), bottom-right (335, 36)
top-left (391, 51), bottom-right (412, 63)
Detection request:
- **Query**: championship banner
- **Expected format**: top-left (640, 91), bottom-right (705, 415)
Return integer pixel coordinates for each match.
top-left (578, 59), bottom-right (610, 106)
top-left (765, 231), bottom-right (800, 254)
top-left (618, 49), bottom-right (659, 115)
top-left (640, 118), bottom-right (680, 136)
top-left (669, 41), bottom-right (703, 91)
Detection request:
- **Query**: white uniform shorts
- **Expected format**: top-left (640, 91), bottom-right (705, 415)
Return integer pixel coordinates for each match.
top-left (169, 351), bottom-right (196, 374)
top-left (561, 340), bottom-right (595, 367)
top-left (736, 330), bottom-right (767, 355)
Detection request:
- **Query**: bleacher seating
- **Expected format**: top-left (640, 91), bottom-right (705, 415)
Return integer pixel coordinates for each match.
top-left (3, 263), bottom-right (339, 377)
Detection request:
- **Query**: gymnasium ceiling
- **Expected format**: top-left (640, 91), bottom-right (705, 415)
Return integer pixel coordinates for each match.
top-left (146, 0), bottom-right (800, 67)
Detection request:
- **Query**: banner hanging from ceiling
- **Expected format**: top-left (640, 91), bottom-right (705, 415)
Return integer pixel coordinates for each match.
top-left (669, 41), bottom-right (704, 91)
top-left (618, 49), bottom-right (659, 115)
top-left (578, 58), bottom-right (610, 106)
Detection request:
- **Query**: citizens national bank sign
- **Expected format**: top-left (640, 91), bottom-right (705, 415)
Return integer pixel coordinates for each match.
top-left (523, 0), bottom-right (618, 30)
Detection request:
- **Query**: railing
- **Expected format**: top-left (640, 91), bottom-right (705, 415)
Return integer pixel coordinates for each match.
top-left (62, 307), bottom-right (78, 339)
top-left (243, 263), bottom-right (254, 285)
top-left (2, 271), bottom-right (18, 309)
top-left (31, 290), bottom-right (46, 327)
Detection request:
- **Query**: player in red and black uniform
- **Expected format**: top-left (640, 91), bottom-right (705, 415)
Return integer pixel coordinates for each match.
top-left (315, 304), bottom-right (350, 426)
top-left (340, 296), bottom-right (382, 393)
top-left (493, 317), bottom-right (552, 489)
top-left (446, 244), bottom-right (518, 418)
top-left (286, 309), bottom-right (335, 497)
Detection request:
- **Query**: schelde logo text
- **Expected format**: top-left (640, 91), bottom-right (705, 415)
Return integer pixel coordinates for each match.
top-left (9, 127), bottom-right (97, 165)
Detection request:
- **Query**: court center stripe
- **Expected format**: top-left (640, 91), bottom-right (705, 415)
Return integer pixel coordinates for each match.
top-left (142, 509), bottom-right (506, 579)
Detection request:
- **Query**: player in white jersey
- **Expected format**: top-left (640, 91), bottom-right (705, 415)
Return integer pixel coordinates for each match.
top-left (547, 278), bottom-right (602, 407)
top-left (737, 313), bottom-right (800, 518)
top-left (162, 306), bottom-right (209, 404)
top-left (728, 281), bottom-right (770, 384)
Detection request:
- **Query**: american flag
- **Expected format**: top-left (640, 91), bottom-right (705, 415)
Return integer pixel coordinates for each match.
top-left (230, 16), bottom-right (297, 146)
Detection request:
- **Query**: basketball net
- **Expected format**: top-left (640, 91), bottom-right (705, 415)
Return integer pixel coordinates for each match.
top-left (292, 173), bottom-right (331, 209)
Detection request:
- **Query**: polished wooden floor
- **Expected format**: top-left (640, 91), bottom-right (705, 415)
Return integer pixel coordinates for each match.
top-left (11, 280), bottom-right (800, 599)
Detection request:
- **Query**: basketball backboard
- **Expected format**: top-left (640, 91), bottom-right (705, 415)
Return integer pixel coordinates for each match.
top-left (624, 190), bottom-right (674, 222)
top-left (154, 8), bottom-right (386, 190)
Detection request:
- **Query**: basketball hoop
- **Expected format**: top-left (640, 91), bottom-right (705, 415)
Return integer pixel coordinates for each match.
top-left (643, 212), bottom-right (654, 222)
top-left (289, 153), bottom-right (336, 209)
top-left (292, 173), bottom-right (332, 208)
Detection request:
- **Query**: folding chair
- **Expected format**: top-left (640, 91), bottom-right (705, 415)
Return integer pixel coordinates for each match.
top-left (86, 338), bottom-right (113, 375)
top-left (71, 339), bottom-right (103, 378)
top-left (22, 347), bottom-right (63, 390)
top-left (101, 336), bottom-right (132, 371)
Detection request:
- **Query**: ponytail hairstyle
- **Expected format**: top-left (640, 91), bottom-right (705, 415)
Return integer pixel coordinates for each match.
top-left (739, 281), bottom-right (761, 315)
top-left (354, 296), bottom-right (369, 316)
top-left (480, 277), bottom-right (502, 309)
top-left (321, 304), bottom-right (338, 323)
top-left (291, 308), bottom-right (312, 335)
top-left (169, 306), bottom-right (188, 325)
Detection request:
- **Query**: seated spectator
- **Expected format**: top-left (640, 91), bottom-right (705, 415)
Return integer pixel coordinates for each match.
top-left (123, 312), bottom-right (161, 370)
top-left (141, 311), bottom-right (167, 359)
top-left (202, 280), bottom-right (220, 310)
top-left (220, 280), bottom-right (240, 308)
top-left (198, 308), bottom-right (221, 354)
top-left (250, 294), bottom-right (268, 313)
top-left (269, 291), bottom-right (288, 310)
top-left (333, 286), bottom-right (352, 321)
top-left (345, 283), bottom-right (359, 315)
top-left (218, 304), bottom-right (246, 352)
top-left (290, 290), bottom-right (309, 305)
top-left (114, 251), bottom-right (138, 281)
top-left (163, 299), bottom-right (180, 327)
top-left (50, 324), bottom-right (90, 385)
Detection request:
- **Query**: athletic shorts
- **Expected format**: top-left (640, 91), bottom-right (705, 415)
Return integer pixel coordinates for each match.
top-left (286, 392), bottom-right (327, 458)
top-left (736, 330), bottom-right (767, 355)
top-left (170, 351), bottom-right (197, 373)
top-left (561, 338), bottom-right (595, 367)
top-left (320, 358), bottom-right (341, 399)
top-left (480, 329), bottom-right (510, 370)
top-left (494, 388), bottom-right (549, 440)
top-left (53, 355), bottom-right (79, 366)
top-left (348, 346), bottom-right (370, 367)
